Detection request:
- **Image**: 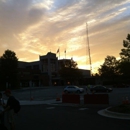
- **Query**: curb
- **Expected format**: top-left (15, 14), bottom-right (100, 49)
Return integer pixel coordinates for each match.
top-left (98, 107), bottom-right (130, 120)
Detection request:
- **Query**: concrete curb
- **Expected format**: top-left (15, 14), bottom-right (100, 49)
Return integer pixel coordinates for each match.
top-left (98, 107), bottom-right (130, 120)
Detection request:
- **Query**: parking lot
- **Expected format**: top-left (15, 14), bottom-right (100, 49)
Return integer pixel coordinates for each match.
top-left (2, 86), bottom-right (130, 130)
top-left (12, 104), bottom-right (130, 130)
top-left (2, 86), bottom-right (130, 106)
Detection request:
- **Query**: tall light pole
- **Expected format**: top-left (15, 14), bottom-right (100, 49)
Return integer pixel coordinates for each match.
top-left (86, 23), bottom-right (92, 76)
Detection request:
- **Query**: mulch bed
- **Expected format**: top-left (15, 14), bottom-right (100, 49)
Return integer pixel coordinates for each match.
top-left (108, 103), bottom-right (130, 114)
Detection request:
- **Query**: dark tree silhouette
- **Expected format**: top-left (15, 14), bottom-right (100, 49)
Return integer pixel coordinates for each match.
top-left (59, 59), bottom-right (82, 85)
top-left (118, 34), bottom-right (130, 79)
top-left (120, 34), bottom-right (130, 61)
top-left (98, 56), bottom-right (118, 77)
top-left (98, 34), bottom-right (130, 85)
top-left (0, 49), bottom-right (18, 89)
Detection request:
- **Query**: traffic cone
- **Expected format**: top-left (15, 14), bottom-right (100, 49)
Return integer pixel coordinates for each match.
top-left (56, 93), bottom-right (60, 101)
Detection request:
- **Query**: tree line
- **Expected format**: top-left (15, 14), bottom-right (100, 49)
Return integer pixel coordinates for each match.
top-left (97, 34), bottom-right (130, 84)
top-left (0, 33), bottom-right (129, 89)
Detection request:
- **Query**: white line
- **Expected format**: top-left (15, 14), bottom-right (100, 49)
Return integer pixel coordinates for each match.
top-left (46, 107), bottom-right (55, 109)
top-left (79, 108), bottom-right (89, 111)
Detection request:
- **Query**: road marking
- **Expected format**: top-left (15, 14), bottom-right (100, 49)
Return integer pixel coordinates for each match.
top-left (46, 107), bottom-right (55, 109)
top-left (79, 108), bottom-right (89, 111)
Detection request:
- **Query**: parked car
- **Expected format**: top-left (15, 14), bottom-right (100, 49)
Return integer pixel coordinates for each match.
top-left (113, 84), bottom-right (129, 88)
top-left (86, 85), bottom-right (94, 91)
top-left (90, 85), bottom-right (113, 93)
top-left (64, 85), bottom-right (84, 93)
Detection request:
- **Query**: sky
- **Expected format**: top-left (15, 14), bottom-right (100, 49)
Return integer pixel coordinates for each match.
top-left (0, 0), bottom-right (130, 74)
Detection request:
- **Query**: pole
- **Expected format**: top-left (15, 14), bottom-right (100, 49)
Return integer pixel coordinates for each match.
top-left (59, 48), bottom-right (60, 59)
top-left (86, 23), bottom-right (92, 76)
top-left (65, 50), bottom-right (66, 59)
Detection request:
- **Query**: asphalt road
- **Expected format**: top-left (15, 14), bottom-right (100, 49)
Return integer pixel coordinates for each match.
top-left (3, 86), bottom-right (130, 106)
top-left (5, 104), bottom-right (130, 130)
top-left (2, 86), bottom-right (130, 130)
top-left (3, 86), bottom-right (65, 101)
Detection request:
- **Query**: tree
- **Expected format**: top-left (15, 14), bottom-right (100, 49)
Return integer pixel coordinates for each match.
top-left (120, 34), bottom-right (130, 61)
top-left (118, 34), bottom-right (130, 79)
top-left (59, 59), bottom-right (83, 85)
top-left (97, 34), bottom-right (130, 85)
top-left (98, 56), bottom-right (118, 77)
top-left (0, 49), bottom-right (18, 89)
top-left (59, 58), bottom-right (78, 69)
top-left (118, 61), bottom-right (130, 77)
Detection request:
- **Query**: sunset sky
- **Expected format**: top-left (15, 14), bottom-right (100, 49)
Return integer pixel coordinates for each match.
top-left (0, 0), bottom-right (130, 73)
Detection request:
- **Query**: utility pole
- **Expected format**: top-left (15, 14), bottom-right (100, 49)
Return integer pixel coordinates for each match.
top-left (86, 23), bottom-right (92, 76)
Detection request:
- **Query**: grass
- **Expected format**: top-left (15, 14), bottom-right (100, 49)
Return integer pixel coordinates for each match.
top-left (108, 103), bottom-right (130, 114)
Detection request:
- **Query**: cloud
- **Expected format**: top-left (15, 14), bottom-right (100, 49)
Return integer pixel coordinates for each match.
top-left (0, 0), bottom-right (48, 55)
top-left (0, 0), bottom-right (130, 73)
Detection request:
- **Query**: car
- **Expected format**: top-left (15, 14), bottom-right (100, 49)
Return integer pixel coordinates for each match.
top-left (90, 85), bottom-right (113, 93)
top-left (86, 85), bottom-right (94, 91)
top-left (113, 84), bottom-right (129, 88)
top-left (64, 85), bottom-right (84, 93)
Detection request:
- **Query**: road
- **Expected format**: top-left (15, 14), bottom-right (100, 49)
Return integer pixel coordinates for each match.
top-left (4, 86), bottom-right (130, 106)
top-left (4, 104), bottom-right (130, 130)
top-left (3, 86), bottom-right (65, 101)
top-left (2, 86), bottom-right (130, 130)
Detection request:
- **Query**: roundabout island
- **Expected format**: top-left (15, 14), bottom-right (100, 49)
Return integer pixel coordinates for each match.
top-left (98, 103), bottom-right (130, 120)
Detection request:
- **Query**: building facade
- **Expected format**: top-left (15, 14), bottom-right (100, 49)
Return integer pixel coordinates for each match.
top-left (18, 52), bottom-right (91, 87)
